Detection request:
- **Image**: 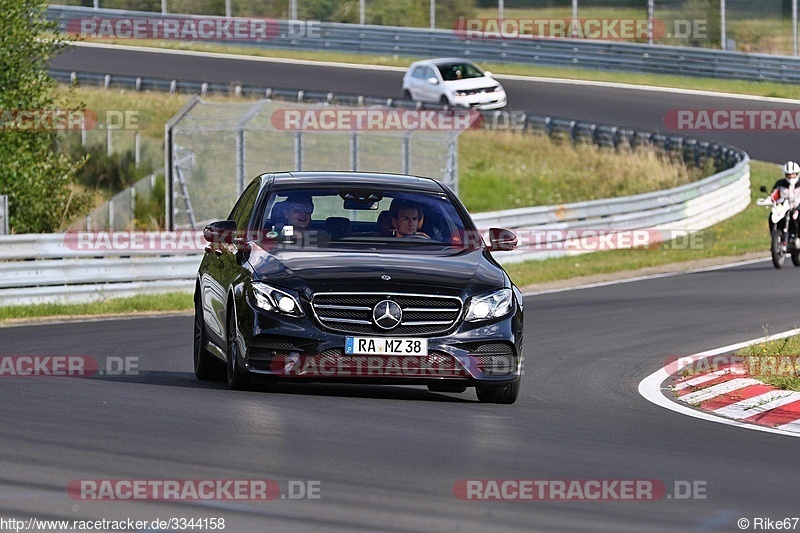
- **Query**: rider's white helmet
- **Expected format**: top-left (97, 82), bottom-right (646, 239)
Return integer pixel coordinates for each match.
top-left (784, 161), bottom-right (800, 184)
top-left (783, 161), bottom-right (800, 174)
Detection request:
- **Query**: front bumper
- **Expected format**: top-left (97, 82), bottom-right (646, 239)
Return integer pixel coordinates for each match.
top-left (238, 298), bottom-right (523, 386)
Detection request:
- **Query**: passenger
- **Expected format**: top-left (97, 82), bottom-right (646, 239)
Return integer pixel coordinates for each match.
top-left (281, 193), bottom-right (314, 239)
top-left (390, 199), bottom-right (429, 238)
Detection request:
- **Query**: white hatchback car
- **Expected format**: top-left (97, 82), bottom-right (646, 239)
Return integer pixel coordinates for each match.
top-left (402, 58), bottom-right (507, 110)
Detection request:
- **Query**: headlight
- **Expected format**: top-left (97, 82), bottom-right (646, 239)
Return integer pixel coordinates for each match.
top-left (493, 85), bottom-right (504, 93)
top-left (251, 282), bottom-right (304, 317)
top-left (465, 289), bottom-right (514, 322)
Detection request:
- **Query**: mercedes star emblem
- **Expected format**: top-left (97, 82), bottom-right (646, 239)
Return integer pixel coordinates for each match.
top-left (373, 300), bottom-right (402, 330)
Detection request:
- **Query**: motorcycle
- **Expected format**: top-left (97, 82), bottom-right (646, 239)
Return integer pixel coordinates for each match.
top-left (758, 185), bottom-right (800, 269)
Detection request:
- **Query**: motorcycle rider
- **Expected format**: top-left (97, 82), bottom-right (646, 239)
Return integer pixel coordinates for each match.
top-left (768, 161), bottom-right (800, 241)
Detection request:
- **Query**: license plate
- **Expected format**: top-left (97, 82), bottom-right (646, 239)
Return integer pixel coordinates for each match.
top-left (345, 337), bottom-right (429, 356)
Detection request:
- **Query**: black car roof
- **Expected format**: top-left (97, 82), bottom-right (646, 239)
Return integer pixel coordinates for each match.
top-left (264, 172), bottom-right (447, 193)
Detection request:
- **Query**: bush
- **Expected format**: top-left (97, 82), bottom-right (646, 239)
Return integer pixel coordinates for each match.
top-left (0, 0), bottom-right (93, 232)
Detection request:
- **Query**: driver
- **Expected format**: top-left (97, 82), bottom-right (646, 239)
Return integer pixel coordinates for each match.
top-left (768, 161), bottom-right (800, 238)
top-left (390, 199), bottom-right (429, 238)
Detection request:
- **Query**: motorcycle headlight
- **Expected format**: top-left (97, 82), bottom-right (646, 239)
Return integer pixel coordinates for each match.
top-left (465, 289), bottom-right (514, 322)
top-left (251, 282), bottom-right (304, 317)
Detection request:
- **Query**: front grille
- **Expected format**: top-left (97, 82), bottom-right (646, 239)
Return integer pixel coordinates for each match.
top-left (311, 292), bottom-right (462, 335)
top-left (462, 87), bottom-right (499, 96)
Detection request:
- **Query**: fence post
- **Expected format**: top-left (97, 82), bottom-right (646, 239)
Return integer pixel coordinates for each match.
top-left (401, 133), bottom-right (410, 175)
top-left (350, 132), bottom-right (359, 171)
top-left (130, 186), bottom-right (136, 229)
top-left (447, 137), bottom-right (458, 195)
top-left (0, 195), bottom-right (8, 236)
top-left (294, 131), bottom-right (303, 171)
top-left (135, 131), bottom-right (141, 168)
top-left (164, 96), bottom-right (201, 231)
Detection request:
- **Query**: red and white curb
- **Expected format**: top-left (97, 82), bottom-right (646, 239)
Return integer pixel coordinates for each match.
top-left (639, 328), bottom-right (800, 438)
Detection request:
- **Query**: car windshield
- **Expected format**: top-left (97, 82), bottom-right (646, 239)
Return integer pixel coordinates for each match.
top-left (437, 63), bottom-right (485, 81)
top-left (256, 187), bottom-right (471, 248)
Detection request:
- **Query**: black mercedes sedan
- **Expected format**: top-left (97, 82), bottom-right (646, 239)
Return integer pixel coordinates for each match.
top-left (194, 172), bottom-right (524, 403)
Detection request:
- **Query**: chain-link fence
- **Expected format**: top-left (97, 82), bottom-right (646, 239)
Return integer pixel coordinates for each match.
top-left (166, 98), bottom-right (462, 230)
top-left (70, 172), bottom-right (163, 231)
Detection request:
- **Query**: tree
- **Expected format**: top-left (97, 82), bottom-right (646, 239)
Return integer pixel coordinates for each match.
top-left (0, 0), bottom-right (91, 233)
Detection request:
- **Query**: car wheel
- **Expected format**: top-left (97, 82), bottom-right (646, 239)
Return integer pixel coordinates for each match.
top-left (475, 380), bottom-right (520, 404)
top-left (194, 298), bottom-right (222, 380)
top-left (226, 309), bottom-right (251, 391)
top-left (427, 383), bottom-right (468, 393)
top-left (403, 89), bottom-right (412, 100)
top-left (440, 95), bottom-right (450, 107)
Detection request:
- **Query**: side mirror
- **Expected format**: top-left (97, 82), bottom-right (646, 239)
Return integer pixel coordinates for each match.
top-left (487, 228), bottom-right (517, 251)
top-left (203, 220), bottom-right (237, 244)
top-left (760, 186), bottom-right (768, 193)
top-left (426, 77), bottom-right (439, 85)
top-left (484, 71), bottom-right (493, 77)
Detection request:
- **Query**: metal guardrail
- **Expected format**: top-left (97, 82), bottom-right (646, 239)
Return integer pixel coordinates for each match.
top-left (0, 233), bottom-right (201, 306)
top-left (47, 5), bottom-right (800, 84)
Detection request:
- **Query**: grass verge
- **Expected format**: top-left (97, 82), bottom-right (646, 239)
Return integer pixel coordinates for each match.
top-left (0, 292), bottom-right (192, 323)
top-left (737, 336), bottom-right (800, 392)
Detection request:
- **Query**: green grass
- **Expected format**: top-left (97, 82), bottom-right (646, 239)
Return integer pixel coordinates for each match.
top-left (459, 130), bottom-right (704, 210)
top-left (0, 292), bottom-right (193, 322)
top-left (738, 335), bottom-right (800, 392)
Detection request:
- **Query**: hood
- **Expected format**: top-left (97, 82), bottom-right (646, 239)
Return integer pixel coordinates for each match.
top-left (246, 243), bottom-right (507, 297)
top-left (443, 77), bottom-right (502, 92)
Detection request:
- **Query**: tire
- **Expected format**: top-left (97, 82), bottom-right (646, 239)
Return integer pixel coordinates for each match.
top-left (402, 89), bottom-right (412, 100)
top-left (427, 383), bottom-right (468, 393)
top-left (771, 229), bottom-right (786, 269)
top-left (440, 95), bottom-right (450, 107)
top-left (793, 250), bottom-right (800, 267)
top-left (475, 380), bottom-right (520, 404)
top-left (193, 298), bottom-right (222, 380)
top-left (226, 309), bottom-right (251, 391)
